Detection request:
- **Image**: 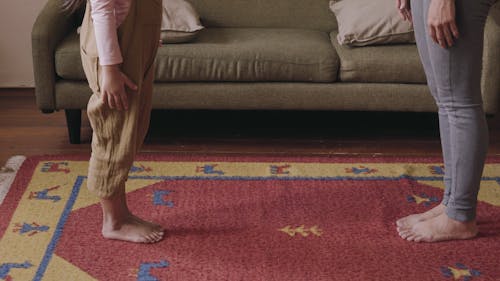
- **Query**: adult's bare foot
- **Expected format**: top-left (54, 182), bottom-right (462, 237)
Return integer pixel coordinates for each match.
top-left (396, 203), bottom-right (446, 232)
top-left (100, 191), bottom-right (164, 243)
top-left (398, 212), bottom-right (478, 243)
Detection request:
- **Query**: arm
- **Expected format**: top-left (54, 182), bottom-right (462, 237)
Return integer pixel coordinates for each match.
top-left (90, 0), bottom-right (123, 65)
top-left (32, 0), bottom-right (81, 112)
top-left (90, 0), bottom-right (137, 111)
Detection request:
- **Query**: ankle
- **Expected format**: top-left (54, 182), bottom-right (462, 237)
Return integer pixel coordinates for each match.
top-left (101, 202), bottom-right (132, 231)
top-left (102, 213), bottom-right (129, 229)
top-left (429, 204), bottom-right (446, 214)
top-left (443, 213), bottom-right (477, 227)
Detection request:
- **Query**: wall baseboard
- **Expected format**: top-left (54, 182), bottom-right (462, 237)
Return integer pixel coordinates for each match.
top-left (0, 88), bottom-right (35, 97)
top-left (0, 82), bottom-right (35, 88)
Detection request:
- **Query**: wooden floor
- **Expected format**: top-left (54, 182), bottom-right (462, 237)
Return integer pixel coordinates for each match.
top-left (1, 88), bottom-right (500, 164)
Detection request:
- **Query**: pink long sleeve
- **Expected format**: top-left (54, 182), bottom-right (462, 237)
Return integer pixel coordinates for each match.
top-left (90, 0), bottom-right (131, 66)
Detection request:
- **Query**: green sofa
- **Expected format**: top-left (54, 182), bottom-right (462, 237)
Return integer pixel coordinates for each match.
top-left (32, 0), bottom-right (500, 144)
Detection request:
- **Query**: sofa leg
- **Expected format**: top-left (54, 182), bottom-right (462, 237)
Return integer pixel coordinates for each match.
top-left (65, 109), bottom-right (81, 144)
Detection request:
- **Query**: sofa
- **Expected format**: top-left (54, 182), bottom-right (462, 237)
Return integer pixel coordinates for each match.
top-left (32, 0), bottom-right (500, 144)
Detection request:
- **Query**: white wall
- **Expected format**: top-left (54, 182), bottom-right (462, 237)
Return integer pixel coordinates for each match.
top-left (0, 0), bottom-right (48, 87)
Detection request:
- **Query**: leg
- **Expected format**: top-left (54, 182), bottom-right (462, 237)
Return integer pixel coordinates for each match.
top-left (397, 0), bottom-right (449, 232)
top-left (82, 0), bottom-right (163, 243)
top-left (86, 75), bottom-right (164, 243)
top-left (411, 0), bottom-right (453, 207)
top-left (65, 109), bottom-right (81, 144)
top-left (404, 0), bottom-right (493, 242)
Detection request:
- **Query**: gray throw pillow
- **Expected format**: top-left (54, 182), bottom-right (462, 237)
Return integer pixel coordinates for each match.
top-left (161, 0), bottom-right (204, 44)
top-left (329, 0), bottom-right (415, 46)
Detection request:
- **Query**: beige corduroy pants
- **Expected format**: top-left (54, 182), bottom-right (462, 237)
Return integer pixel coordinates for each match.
top-left (80, 0), bottom-right (162, 198)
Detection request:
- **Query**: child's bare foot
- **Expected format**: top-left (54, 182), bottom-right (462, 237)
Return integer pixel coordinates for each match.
top-left (396, 203), bottom-right (446, 232)
top-left (398, 212), bottom-right (478, 243)
top-left (102, 214), bottom-right (164, 243)
top-left (100, 191), bottom-right (164, 243)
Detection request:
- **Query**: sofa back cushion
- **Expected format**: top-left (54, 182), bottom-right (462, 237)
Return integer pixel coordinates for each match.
top-left (182, 0), bottom-right (337, 31)
top-left (75, 0), bottom-right (337, 32)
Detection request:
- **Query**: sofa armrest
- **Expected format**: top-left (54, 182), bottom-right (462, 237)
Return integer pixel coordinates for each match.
top-left (32, 0), bottom-right (81, 112)
top-left (482, 0), bottom-right (500, 115)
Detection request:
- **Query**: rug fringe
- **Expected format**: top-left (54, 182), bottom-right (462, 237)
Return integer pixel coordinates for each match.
top-left (0, 155), bottom-right (26, 205)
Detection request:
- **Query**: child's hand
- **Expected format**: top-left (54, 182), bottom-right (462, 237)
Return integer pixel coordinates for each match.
top-left (101, 65), bottom-right (138, 110)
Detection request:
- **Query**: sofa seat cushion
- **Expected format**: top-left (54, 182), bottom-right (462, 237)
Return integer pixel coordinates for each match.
top-left (155, 28), bottom-right (339, 82)
top-left (330, 31), bottom-right (426, 83)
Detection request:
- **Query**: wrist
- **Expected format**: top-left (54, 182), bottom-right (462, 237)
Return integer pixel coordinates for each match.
top-left (102, 64), bottom-right (121, 74)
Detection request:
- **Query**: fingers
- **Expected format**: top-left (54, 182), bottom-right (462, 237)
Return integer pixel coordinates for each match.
top-left (396, 0), bottom-right (404, 19)
top-left (114, 73), bottom-right (135, 111)
top-left (429, 24), bottom-right (438, 45)
top-left (111, 91), bottom-right (129, 111)
top-left (450, 20), bottom-right (459, 39)
top-left (397, 0), bottom-right (412, 22)
top-left (427, 0), bottom-right (459, 49)
top-left (407, 10), bottom-right (413, 24)
top-left (404, 10), bottom-right (413, 24)
top-left (442, 25), bottom-right (454, 48)
top-left (401, 10), bottom-right (412, 22)
top-left (101, 91), bottom-right (109, 108)
top-left (398, 10), bottom-right (405, 20)
top-left (435, 25), bottom-right (446, 48)
top-left (429, 23), bottom-right (458, 48)
top-left (101, 90), bottom-right (127, 111)
top-left (101, 79), bottom-right (135, 111)
top-left (100, 66), bottom-right (136, 111)
top-left (122, 73), bottom-right (138, 91)
top-left (428, 24), bottom-right (446, 48)
top-left (118, 88), bottom-right (129, 110)
top-left (107, 91), bottom-right (116, 109)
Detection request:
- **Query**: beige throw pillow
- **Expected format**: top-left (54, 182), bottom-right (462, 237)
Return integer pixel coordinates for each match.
top-left (329, 0), bottom-right (415, 46)
top-left (161, 0), bottom-right (204, 44)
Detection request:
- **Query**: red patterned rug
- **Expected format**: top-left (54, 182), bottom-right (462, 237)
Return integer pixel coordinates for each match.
top-left (1, 154), bottom-right (500, 281)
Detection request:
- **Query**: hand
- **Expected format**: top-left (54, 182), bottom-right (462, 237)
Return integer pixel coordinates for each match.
top-left (101, 65), bottom-right (138, 111)
top-left (397, 0), bottom-right (413, 24)
top-left (428, 0), bottom-right (460, 48)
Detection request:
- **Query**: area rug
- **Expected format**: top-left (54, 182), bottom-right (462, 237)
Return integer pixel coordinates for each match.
top-left (1, 154), bottom-right (500, 281)
top-left (0, 156), bottom-right (26, 206)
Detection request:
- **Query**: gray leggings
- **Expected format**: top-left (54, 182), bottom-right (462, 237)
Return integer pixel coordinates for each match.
top-left (410, 0), bottom-right (495, 222)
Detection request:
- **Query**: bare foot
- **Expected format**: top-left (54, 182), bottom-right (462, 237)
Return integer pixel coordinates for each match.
top-left (102, 214), bottom-right (165, 243)
top-left (398, 212), bottom-right (478, 243)
top-left (396, 203), bottom-right (446, 232)
top-left (100, 191), bottom-right (165, 243)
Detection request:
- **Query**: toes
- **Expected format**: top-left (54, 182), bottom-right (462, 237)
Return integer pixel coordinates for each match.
top-left (406, 234), bottom-right (417, 241)
top-left (151, 232), bottom-right (163, 242)
top-left (145, 234), bottom-right (157, 243)
top-left (399, 230), bottom-right (411, 239)
top-left (147, 229), bottom-right (165, 243)
top-left (397, 225), bottom-right (410, 233)
top-left (409, 234), bottom-right (424, 243)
